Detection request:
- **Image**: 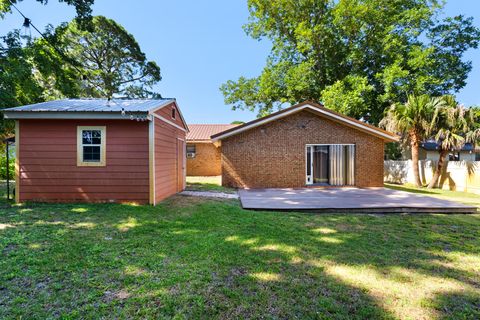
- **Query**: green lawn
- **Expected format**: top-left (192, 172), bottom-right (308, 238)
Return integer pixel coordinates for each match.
top-left (186, 176), bottom-right (236, 193)
top-left (0, 183), bottom-right (479, 319)
top-left (385, 183), bottom-right (480, 208)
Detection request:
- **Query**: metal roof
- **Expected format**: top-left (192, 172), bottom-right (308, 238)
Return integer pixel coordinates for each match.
top-left (187, 124), bottom-right (240, 141)
top-left (4, 98), bottom-right (174, 113)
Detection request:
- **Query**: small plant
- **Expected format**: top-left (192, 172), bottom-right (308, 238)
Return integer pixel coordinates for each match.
top-left (0, 145), bottom-right (15, 180)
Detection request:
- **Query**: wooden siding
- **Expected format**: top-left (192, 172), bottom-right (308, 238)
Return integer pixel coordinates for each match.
top-left (153, 114), bottom-right (186, 203)
top-left (18, 119), bottom-right (150, 203)
top-left (154, 102), bottom-right (187, 130)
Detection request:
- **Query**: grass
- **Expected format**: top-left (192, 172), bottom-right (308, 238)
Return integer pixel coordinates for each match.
top-left (0, 183), bottom-right (479, 319)
top-left (186, 176), bottom-right (236, 193)
top-left (385, 183), bottom-right (480, 208)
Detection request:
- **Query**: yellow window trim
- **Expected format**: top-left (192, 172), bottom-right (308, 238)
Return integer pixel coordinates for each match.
top-left (77, 126), bottom-right (106, 167)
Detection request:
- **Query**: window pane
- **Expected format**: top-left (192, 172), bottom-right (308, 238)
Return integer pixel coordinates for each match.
top-left (313, 146), bottom-right (329, 184)
top-left (83, 146), bottom-right (101, 162)
top-left (186, 144), bottom-right (196, 153)
top-left (83, 130), bottom-right (102, 145)
top-left (306, 147), bottom-right (311, 176)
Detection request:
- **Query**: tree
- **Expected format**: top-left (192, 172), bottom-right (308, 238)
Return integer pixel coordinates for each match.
top-left (380, 94), bottom-right (443, 187)
top-left (0, 31), bottom-right (44, 137)
top-left (472, 106), bottom-right (480, 129)
top-left (426, 97), bottom-right (480, 189)
top-left (1, 0), bottom-right (94, 30)
top-left (39, 16), bottom-right (162, 99)
top-left (221, 0), bottom-right (480, 122)
top-left (0, 16), bottom-right (163, 137)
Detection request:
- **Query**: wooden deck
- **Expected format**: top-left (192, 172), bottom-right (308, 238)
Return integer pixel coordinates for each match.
top-left (238, 188), bottom-right (477, 213)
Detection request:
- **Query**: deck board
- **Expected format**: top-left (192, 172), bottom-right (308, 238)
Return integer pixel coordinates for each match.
top-left (238, 188), bottom-right (477, 213)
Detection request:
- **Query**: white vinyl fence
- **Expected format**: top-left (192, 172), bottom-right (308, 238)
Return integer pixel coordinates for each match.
top-left (384, 160), bottom-right (480, 195)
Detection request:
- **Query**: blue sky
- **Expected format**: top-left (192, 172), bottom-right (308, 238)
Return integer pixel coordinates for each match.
top-left (1, 0), bottom-right (479, 124)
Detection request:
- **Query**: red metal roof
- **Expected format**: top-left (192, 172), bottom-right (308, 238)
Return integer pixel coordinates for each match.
top-left (187, 124), bottom-right (240, 142)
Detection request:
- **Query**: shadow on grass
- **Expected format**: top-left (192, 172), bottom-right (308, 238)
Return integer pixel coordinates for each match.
top-left (428, 291), bottom-right (480, 319)
top-left (0, 194), bottom-right (479, 318)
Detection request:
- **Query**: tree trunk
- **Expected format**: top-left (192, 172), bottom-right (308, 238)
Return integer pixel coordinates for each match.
top-left (427, 149), bottom-right (449, 189)
top-left (411, 140), bottom-right (423, 187)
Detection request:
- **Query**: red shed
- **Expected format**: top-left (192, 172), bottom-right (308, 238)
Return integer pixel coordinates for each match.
top-left (3, 99), bottom-right (188, 205)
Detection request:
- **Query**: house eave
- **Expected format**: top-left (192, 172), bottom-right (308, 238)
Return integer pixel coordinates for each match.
top-left (211, 103), bottom-right (399, 143)
top-left (186, 140), bottom-right (212, 144)
top-left (3, 111), bottom-right (150, 120)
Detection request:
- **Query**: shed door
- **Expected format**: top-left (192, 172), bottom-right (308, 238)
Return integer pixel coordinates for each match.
top-left (177, 139), bottom-right (186, 191)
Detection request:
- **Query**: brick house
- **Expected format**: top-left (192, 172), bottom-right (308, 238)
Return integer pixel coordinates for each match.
top-left (186, 124), bottom-right (238, 176)
top-left (211, 101), bottom-right (399, 188)
top-left (3, 99), bottom-right (188, 204)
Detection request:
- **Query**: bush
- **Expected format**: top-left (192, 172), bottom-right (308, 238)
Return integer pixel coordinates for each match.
top-left (0, 145), bottom-right (15, 180)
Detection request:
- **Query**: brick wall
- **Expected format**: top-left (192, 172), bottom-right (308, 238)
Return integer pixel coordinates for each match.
top-left (187, 143), bottom-right (222, 176)
top-left (221, 110), bottom-right (385, 188)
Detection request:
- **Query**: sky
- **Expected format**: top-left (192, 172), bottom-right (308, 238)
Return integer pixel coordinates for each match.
top-left (1, 0), bottom-right (479, 124)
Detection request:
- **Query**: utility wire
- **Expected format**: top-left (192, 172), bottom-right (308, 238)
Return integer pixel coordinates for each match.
top-left (6, 0), bottom-right (108, 97)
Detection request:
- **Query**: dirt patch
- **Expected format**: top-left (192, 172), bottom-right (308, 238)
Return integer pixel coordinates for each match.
top-left (103, 290), bottom-right (130, 302)
top-left (2, 244), bottom-right (17, 254)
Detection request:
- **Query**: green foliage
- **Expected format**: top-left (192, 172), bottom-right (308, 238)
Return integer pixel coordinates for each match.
top-left (426, 97), bottom-right (480, 188)
top-left (384, 142), bottom-right (403, 160)
top-left (0, 145), bottom-right (14, 180)
top-left (431, 96), bottom-right (480, 151)
top-left (471, 106), bottom-right (480, 129)
top-left (230, 120), bottom-right (245, 125)
top-left (0, 0), bottom-right (94, 30)
top-left (41, 16), bottom-right (162, 99)
top-left (222, 0), bottom-right (480, 123)
top-left (0, 16), bottom-right (162, 136)
top-left (321, 75), bottom-right (374, 119)
top-left (380, 94), bottom-right (443, 142)
top-left (380, 94), bottom-right (445, 186)
top-left (0, 31), bottom-right (44, 136)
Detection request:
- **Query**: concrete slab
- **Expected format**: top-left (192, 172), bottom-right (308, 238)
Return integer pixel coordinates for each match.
top-left (238, 188), bottom-right (477, 213)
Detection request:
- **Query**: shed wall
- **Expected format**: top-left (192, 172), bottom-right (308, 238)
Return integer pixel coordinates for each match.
top-left (18, 119), bottom-right (150, 203)
top-left (153, 109), bottom-right (186, 203)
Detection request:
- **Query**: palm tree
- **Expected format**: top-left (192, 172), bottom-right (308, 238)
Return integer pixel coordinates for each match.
top-left (426, 96), bottom-right (480, 189)
top-left (380, 95), bottom-right (444, 187)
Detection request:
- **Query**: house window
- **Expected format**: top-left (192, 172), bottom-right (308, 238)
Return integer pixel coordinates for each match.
top-left (186, 144), bottom-right (196, 158)
top-left (448, 152), bottom-right (460, 161)
top-left (475, 153), bottom-right (480, 161)
top-left (77, 126), bottom-right (106, 166)
top-left (172, 108), bottom-right (176, 119)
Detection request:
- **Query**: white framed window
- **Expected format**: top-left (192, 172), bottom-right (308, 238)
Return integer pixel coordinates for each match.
top-left (77, 126), bottom-right (106, 166)
top-left (186, 144), bottom-right (196, 158)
